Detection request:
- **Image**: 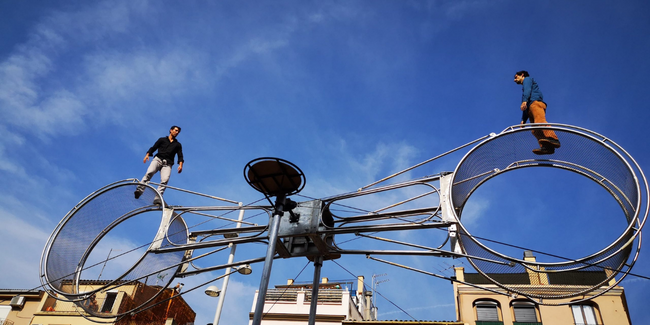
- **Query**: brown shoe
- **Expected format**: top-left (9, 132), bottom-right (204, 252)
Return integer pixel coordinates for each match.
top-left (532, 147), bottom-right (555, 155)
top-left (539, 138), bottom-right (561, 148)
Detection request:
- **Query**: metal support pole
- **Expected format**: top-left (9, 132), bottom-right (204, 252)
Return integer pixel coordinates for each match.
top-left (308, 256), bottom-right (324, 325)
top-left (252, 194), bottom-right (286, 325)
top-left (212, 203), bottom-right (245, 325)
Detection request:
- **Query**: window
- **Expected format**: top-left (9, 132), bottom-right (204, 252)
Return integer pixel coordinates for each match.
top-left (474, 300), bottom-right (501, 322)
top-left (572, 304), bottom-right (598, 325)
top-left (101, 291), bottom-right (118, 313)
top-left (512, 301), bottom-right (539, 323)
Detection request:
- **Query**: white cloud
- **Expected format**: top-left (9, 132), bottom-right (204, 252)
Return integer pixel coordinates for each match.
top-left (0, 0), bottom-right (319, 140)
top-left (0, 1), bottom-right (186, 138)
top-left (167, 272), bottom-right (258, 325)
top-left (78, 49), bottom-right (211, 124)
top-left (444, 0), bottom-right (493, 20)
top-left (456, 194), bottom-right (489, 228)
top-left (209, 280), bottom-right (258, 325)
top-left (0, 211), bottom-right (51, 288)
top-left (332, 139), bottom-right (419, 186)
top-left (0, 126), bottom-right (26, 175)
top-left (0, 1), bottom-right (126, 137)
top-left (33, 90), bottom-right (87, 136)
top-left (42, 0), bottom-right (147, 42)
top-left (0, 51), bottom-right (57, 134)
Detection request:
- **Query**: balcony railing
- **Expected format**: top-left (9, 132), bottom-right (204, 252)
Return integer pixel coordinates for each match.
top-left (305, 289), bottom-right (344, 303)
top-left (265, 289), bottom-right (299, 302)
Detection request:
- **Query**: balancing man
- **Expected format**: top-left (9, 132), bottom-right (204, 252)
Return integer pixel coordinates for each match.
top-left (134, 125), bottom-right (184, 205)
top-left (514, 70), bottom-right (561, 155)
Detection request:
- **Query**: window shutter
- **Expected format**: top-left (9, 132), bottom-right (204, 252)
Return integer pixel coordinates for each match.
top-left (583, 305), bottom-right (597, 325)
top-left (571, 304), bottom-right (598, 325)
top-left (514, 305), bottom-right (537, 322)
top-left (476, 305), bottom-right (499, 321)
top-left (572, 305), bottom-right (585, 324)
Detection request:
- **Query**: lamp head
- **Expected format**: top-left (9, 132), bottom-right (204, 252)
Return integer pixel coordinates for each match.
top-left (204, 285), bottom-right (221, 297)
top-left (237, 264), bottom-right (253, 275)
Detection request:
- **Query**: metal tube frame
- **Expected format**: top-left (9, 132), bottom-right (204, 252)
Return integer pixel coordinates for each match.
top-left (252, 193), bottom-right (286, 325)
top-left (308, 256), bottom-right (324, 325)
top-left (212, 203), bottom-right (246, 325)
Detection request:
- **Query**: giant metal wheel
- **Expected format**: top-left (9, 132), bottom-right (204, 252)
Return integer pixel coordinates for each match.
top-left (449, 124), bottom-right (646, 301)
top-left (39, 124), bottom-right (648, 321)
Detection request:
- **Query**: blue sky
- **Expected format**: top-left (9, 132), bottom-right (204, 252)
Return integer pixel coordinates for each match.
top-left (1, 1), bottom-right (649, 324)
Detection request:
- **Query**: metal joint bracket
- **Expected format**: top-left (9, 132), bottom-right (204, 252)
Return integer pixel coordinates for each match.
top-left (439, 173), bottom-right (463, 255)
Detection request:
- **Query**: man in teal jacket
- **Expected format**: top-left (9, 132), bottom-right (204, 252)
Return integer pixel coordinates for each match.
top-left (514, 70), bottom-right (561, 155)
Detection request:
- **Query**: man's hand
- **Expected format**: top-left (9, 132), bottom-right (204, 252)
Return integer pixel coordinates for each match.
top-left (520, 102), bottom-right (527, 111)
top-left (143, 153), bottom-right (150, 163)
top-left (178, 162), bottom-right (183, 173)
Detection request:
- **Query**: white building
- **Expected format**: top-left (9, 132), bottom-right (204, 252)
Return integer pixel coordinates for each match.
top-left (248, 276), bottom-right (373, 324)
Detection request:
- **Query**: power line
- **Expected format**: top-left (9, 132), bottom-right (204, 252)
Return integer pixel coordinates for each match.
top-left (431, 227), bottom-right (650, 281)
top-left (260, 260), bottom-right (311, 321)
top-left (332, 260), bottom-right (426, 324)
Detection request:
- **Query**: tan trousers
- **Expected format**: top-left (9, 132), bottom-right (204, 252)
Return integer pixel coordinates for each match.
top-left (528, 101), bottom-right (558, 147)
top-left (137, 157), bottom-right (172, 195)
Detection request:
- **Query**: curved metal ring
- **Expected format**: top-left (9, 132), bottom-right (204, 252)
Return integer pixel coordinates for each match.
top-left (450, 124), bottom-right (648, 300)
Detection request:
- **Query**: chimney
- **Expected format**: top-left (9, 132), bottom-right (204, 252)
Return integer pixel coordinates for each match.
top-left (523, 251), bottom-right (549, 285)
top-left (364, 291), bottom-right (373, 320)
top-left (523, 250), bottom-right (536, 262)
top-left (287, 279), bottom-right (294, 285)
top-left (322, 277), bottom-right (329, 284)
top-left (357, 276), bottom-right (364, 296)
top-left (454, 266), bottom-right (465, 282)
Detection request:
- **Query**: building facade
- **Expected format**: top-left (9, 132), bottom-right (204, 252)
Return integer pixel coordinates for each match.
top-left (0, 290), bottom-right (43, 325)
top-left (248, 277), bottom-right (368, 325)
top-left (452, 253), bottom-right (632, 325)
top-left (248, 276), bottom-right (465, 325)
top-left (0, 281), bottom-right (195, 325)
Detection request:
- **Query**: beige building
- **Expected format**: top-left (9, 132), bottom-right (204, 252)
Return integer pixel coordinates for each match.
top-left (0, 290), bottom-right (43, 325)
top-left (343, 320), bottom-right (467, 325)
top-left (0, 281), bottom-right (195, 325)
top-left (452, 253), bottom-right (632, 325)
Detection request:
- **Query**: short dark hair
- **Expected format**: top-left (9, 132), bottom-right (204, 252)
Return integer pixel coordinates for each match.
top-left (515, 70), bottom-right (530, 77)
top-left (170, 125), bottom-right (181, 132)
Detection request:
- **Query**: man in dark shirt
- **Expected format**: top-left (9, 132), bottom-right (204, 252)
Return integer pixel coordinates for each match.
top-left (514, 70), bottom-right (560, 155)
top-left (134, 126), bottom-right (184, 205)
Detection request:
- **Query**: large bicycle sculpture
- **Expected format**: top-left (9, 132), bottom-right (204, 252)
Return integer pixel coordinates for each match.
top-left (39, 124), bottom-right (648, 323)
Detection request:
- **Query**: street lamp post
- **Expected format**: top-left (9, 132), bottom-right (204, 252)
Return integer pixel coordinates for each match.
top-left (205, 264), bottom-right (252, 323)
top-left (208, 204), bottom-right (246, 325)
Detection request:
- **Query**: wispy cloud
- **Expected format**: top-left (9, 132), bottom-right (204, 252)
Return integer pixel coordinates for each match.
top-left (0, 1), bottom-right (134, 137)
top-left (0, 211), bottom-right (51, 287)
top-left (0, 1), bottom-right (210, 137)
top-left (456, 194), bottom-right (489, 227)
top-left (0, 125), bottom-right (26, 174)
top-left (329, 139), bottom-right (419, 186)
top-left (1, 0), bottom-right (335, 139)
